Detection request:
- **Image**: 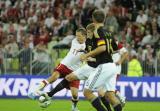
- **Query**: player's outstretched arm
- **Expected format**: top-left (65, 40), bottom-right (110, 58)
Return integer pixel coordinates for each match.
top-left (80, 45), bottom-right (106, 61)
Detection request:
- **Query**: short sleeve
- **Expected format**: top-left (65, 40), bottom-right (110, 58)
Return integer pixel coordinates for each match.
top-left (94, 27), bottom-right (106, 46)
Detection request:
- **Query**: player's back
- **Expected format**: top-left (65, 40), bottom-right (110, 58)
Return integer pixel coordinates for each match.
top-left (94, 26), bottom-right (118, 65)
top-left (61, 38), bottom-right (86, 71)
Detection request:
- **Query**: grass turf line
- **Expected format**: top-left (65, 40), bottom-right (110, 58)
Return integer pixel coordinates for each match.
top-left (0, 99), bottom-right (160, 111)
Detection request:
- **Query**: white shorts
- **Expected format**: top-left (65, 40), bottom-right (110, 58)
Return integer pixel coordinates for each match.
top-left (74, 64), bottom-right (96, 80)
top-left (84, 63), bottom-right (117, 91)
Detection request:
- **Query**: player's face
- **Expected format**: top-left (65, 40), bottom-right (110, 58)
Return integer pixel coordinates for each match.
top-left (76, 32), bottom-right (86, 44)
top-left (87, 30), bottom-right (93, 39)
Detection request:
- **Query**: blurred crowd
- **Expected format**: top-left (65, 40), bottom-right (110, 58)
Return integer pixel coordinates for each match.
top-left (0, 0), bottom-right (160, 76)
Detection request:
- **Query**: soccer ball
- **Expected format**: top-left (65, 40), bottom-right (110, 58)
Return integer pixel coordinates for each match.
top-left (39, 96), bottom-right (46, 103)
top-left (38, 96), bottom-right (51, 108)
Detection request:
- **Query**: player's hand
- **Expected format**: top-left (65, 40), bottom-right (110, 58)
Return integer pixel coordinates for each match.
top-left (86, 57), bottom-right (96, 62)
top-left (80, 54), bottom-right (88, 61)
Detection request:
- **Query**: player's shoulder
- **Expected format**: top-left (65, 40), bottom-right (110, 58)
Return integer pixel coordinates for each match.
top-left (94, 27), bottom-right (102, 38)
top-left (94, 26), bottom-right (112, 39)
top-left (72, 38), bottom-right (77, 42)
top-left (71, 38), bottom-right (78, 44)
top-left (72, 38), bottom-right (85, 46)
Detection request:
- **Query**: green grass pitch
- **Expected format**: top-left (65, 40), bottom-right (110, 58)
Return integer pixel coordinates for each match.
top-left (0, 99), bottom-right (160, 111)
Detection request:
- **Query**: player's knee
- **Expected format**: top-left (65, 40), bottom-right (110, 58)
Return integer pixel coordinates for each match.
top-left (98, 90), bottom-right (105, 97)
top-left (71, 88), bottom-right (78, 97)
top-left (97, 88), bottom-right (105, 97)
top-left (65, 74), bottom-right (72, 81)
top-left (65, 73), bottom-right (77, 81)
top-left (72, 90), bottom-right (78, 96)
top-left (105, 91), bottom-right (112, 99)
top-left (83, 89), bottom-right (92, 97)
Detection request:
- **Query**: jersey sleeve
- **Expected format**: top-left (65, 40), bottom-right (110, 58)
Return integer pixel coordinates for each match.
top-left (94, 27), bottom-right (106, 46)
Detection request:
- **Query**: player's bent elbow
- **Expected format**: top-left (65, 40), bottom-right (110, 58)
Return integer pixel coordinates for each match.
top-left (83, 89), bottom-right (92, 97)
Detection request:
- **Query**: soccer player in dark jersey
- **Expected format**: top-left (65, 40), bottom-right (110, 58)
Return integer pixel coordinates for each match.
top-left (85, 23), bottom-right (127, 111)
top-left (80, 10), bottom-right (123, 111)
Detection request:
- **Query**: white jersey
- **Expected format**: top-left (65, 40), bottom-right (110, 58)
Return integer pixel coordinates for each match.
top-left (61, 38), bottom-right (86, 71)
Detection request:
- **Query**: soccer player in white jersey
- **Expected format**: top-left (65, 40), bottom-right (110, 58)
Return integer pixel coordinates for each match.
top-left (28, 28), bottom-right (87, 111)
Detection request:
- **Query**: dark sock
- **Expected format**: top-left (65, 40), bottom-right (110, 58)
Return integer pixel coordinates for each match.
top-left (47, 79), bottom-right (69, 97)
top-left (91, 97), bottom-right (106, 111)
top-left (114, 104), bottom-right (122, 111)
top-left (72, 96), bottom-right (78, 107)
top-left (100, 97), bottom-right (112, 111)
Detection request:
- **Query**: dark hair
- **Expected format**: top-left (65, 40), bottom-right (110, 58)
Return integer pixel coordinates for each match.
top-left (92, 10), bottom-right (105, 23)
top-left (76, 28), bottom-right (87, 36)
top-left (86, 23), bottom-right (95, 32)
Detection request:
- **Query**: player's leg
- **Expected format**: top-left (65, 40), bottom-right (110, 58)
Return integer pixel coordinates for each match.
top-left (37, 79), bottom-right (70, 108)
top-left (103, 65), bottom-right (122, 111)
top-left (98, 88), bottom-right (112, 111)
top-left (84, 63), bottom-right (122, 111)
top-left (39, 71), bottom-right (60, 90)
top-left (28, 64), bottom-right (70, 99)
top-left (28, 70), bottom-right (60, 99)
top-left (105, 91), bottom-right (122, 111)
top-left (115, 91), bottom-right (126, 107)
top-left (98, 74), bottom-right (125, 110)
top-left (65, 73), bottom-right (79, 81)
top-left (70, 87), bottom-right (79, 111)
top-left (47, 79), bottom-right (69, 97)
top-left (37, 64), bottom-right (70, 91)
top-left (66, 64), bottom-right (95, 82)
top-left (115, 74), bottom-right (126, 107)
top-left (83, 65), bottom-right (107, 111)
top-left (70, 80), bottom-right (80, 111)
top-left (83, 88), bottom-right (106, 111)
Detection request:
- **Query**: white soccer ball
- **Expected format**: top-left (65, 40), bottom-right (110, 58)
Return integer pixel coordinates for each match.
top-left (38, 96), bottom-right (51, 108)
top-left (39, 96), bottom-right (46, 103)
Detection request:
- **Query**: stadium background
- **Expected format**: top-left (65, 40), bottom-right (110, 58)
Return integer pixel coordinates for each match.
top-left (0, 0), bottom-right (160, 111)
